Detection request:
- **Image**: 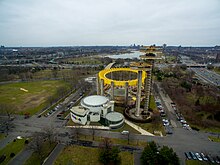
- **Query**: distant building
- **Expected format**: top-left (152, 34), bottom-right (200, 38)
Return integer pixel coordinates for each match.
top-left (216, 53), bottom-right (220, 62)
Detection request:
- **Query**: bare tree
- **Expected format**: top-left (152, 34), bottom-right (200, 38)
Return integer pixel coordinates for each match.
top-left (99, 137), bottom-right (112, 150)
top-left (28, 133), bottom-right (44, 163)
top-left (70, 127), bottom-right (81, 141)
top-left (91, 127), bottom-right (96, 141)
top-left (0, 103), bottom-right (15, 120)
top-left (42, 126), bottom-right (56, 146)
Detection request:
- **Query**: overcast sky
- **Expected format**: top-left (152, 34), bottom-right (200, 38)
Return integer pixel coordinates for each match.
top-left (0, 0), bottom-right (220, 47)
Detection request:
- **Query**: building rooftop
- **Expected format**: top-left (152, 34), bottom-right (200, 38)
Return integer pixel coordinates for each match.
top-left (81, 95), bottom-right (109, 107)
top-left (106, 112), bottom-right (124, 122)
top-left (70, 106), bottom-right (88, 116)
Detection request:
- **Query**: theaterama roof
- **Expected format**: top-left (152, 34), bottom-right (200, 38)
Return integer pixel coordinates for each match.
top-left (81, 95), bottom-right (109, 107)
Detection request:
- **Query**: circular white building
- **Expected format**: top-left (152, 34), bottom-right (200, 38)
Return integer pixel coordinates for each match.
top-left (106, 112), bottom-right (124, 129)
top-left (70, 95), bottom-right (124, 129)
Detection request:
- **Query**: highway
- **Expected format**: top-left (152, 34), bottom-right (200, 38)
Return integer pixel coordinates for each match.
top-left (190, 68), bottom-right (220, 86)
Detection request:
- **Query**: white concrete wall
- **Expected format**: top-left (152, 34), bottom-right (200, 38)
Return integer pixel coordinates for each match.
top-left (90, 113), bottom-right (100, 122)
top-left (71, 112), bottom-right (87, 125)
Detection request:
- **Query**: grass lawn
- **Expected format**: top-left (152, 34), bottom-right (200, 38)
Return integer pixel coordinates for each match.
top-left (0, 80), bottom-right (71, 115)
top-left (0, 138), bottom-right (27, 165)
top-left (149, 95), bottom-right (157, 112)
top-left (112, 123), bottom-right (140, 134)
top-left (24, 141), bottom-right (57, 165)
top-left (208, 136), bottom-right (220, 142)
top-left (190, 124), bottom-right (220, 133)
top-left (0, 133), bottom-right (5, 140)
top-left (73, 133), bottom-right (147, 147)
top-left (186, 160), bottom-right (210, 165)
top-left (54, 145), bottom-right (134, 165)
top-left (135, 122), bottom-right (165, 135)
top-left (62, 56), bottom-right (102, 65)
top-left (213, 67), bottom-right (220, 75)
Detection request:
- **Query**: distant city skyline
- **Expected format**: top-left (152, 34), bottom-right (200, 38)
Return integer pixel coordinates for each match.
top-left (0, 0), bottom-right (220, 47)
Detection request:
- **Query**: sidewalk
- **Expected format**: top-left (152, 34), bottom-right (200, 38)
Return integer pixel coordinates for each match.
top-left (43, 143), bottom-right (65, 165)
top-left (8, 148), bottom-right (33, 165)
top-left (66, 125), bottom-right (110, 130)
top-left (125, 119), bottom-right (154, 136)
top-left (0, 135), bottom-right (16, 150)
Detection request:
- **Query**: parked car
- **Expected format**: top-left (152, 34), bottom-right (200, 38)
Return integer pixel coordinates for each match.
top-left (195, 153), bottom-right (203, 161)
top-left (162, 119), bottom-right (170, 126)
top-left (207, 155), bottom-right (215, 163)
top-left (180, 120), bottom-right (187, 124)
top-left (185, 152), bottom-right (192, 160)
top-left (213, 156), bottom-right (220, 164)
top-left (189, 152), bottom-right (197, 160)
top-left (200, 153), bottom-right (208, 161)
top-left (121, 130), bottom-right (129, 135)
top-left (160, 112), bottom-right (166, 117)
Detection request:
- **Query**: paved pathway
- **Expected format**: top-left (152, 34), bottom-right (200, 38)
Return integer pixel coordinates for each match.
top-left (8, 148), bottom-right (33, 165)
top-left (0, 135), bottom-right (16, 150)
top-left (43, 143), bottom-right (65, 165)
top-left (125, 119), bottom-right (154, 136)
top-left (133, 151), bottom-right (142, 165)
top-left (105, 62), bottom-right (115, 69)
top-left (66, 125), bottom-right (110, 130)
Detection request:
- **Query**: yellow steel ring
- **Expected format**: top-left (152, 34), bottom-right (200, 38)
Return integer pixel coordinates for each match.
top-left (99, 68), bottom-right (146, 86)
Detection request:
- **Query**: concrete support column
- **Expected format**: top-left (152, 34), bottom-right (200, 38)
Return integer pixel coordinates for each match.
top-left (111, 81), bottom-right (114, 100)
top-left (96, 74), bottom-right (100, 95)
top-left (125, 82), bottom-right (128, 105)
top-left (100, 79), bottom-right (104, 96)
top-left (135, 70), bottom-right (142, 117)
top-left (110, 101), bottom-right (115, 111)
top-left (144, 70), bottom-right (151, 111)
top-left (145, 69), bottom-right (152, 111)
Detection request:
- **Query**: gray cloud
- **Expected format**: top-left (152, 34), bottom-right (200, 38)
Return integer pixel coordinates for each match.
top-left (0, 0), bottom-right (220, 46)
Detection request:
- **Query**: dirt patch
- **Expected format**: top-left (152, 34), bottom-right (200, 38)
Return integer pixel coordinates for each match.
top-left (17, 93), bottom-right (50, 112)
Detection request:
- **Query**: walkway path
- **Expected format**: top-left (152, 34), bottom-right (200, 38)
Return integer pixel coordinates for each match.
top-left (66, 125), bottom-right (110, 130)
top-left (43, 143), bottom-right (65, 165)
top-left (0, 135), bottom-right (16, 150)
top-left (133, 151), bottom-right (142, 165)
top-left (125, 119), bottom-right (154, 136)
top-left (8, 148), bottom-right (33, 165)
top-left (105, 62), bottom-right (115, 69)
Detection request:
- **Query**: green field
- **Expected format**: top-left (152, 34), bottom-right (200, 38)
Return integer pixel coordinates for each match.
top-left (0, 80), bottom-right (71, 115)
top-left (149, 95), bottom-right (157, 111)
top-left (0, 138), bottom-right (27, 165)
top-left (208, 136), bottom-right (220, 142)
top-left (62, 56), bottom-right (102, 65)
top-left (186, 160), bottom-right (210, 165)
top-left (54, 145), bottom-right (134, 165)
top-left (0, 133), bottom-right (5, 140)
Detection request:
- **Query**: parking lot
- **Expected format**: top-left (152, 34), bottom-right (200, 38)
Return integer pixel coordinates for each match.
top-left (185, 151), bottom-right (220, 164)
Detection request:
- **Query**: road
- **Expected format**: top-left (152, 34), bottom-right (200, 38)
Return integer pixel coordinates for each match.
top-left (191, 68), bottom-right (220, 86)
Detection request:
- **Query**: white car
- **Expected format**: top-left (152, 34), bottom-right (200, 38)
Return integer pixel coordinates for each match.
top-left (121, 130), bottom-right (129, 135)
top-left (195, 153), bottom-right (203, 161)
top-left (162, 119), bottom-right (170, 126)
top-left (180, 120), bottom-right (187, 124)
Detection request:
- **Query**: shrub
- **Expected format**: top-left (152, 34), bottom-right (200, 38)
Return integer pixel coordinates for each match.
top-left (0, 155), bottom-right (6, 163)
top-left (10, 153), bottom-right (15, 157)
